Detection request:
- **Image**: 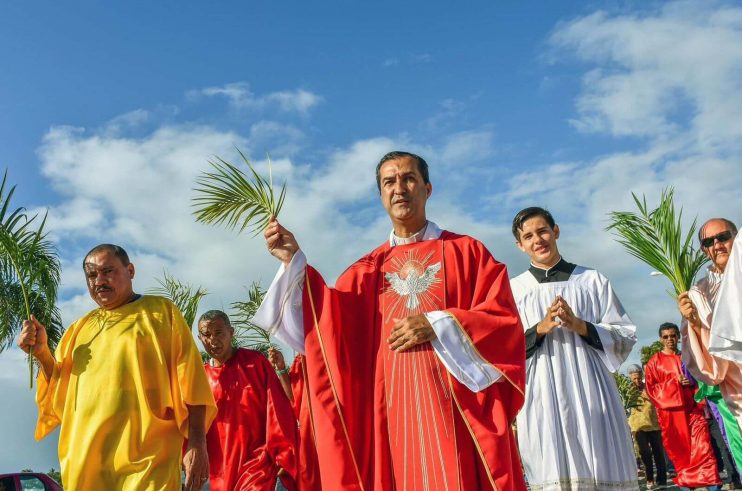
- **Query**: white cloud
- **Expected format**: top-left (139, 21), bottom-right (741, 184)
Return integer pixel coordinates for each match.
top-left (192, 82), bottom-right (323, 115)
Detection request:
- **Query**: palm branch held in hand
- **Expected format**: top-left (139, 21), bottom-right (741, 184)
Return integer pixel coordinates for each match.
top-left (192, 149), bottom-right (286, 236)
top-left (607, 188), bottom-right (708, 296)
top-left (0, 171), bottom-right (62, 388)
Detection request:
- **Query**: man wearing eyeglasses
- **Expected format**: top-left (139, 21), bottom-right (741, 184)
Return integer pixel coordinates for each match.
top-left (644, 322), bottom-right (721, 490)
top-left (677, 218), bottom-right (742, 476)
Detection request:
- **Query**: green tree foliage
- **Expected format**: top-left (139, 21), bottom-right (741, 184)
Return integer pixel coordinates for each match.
top-left (0, 171), bottom-right (62, 388)
top-left (607, 188), bottom-right (708, 296)
top-left (231, 282), bottom-right (274, 356)
top-left (148, 270), bottom-right (207, 328)
top-left (47, 468), bottom-right (62, 485)
top-left (192, 149), bottom-right (286, 236)
top-left (641, 341), bottom-right (664, 366)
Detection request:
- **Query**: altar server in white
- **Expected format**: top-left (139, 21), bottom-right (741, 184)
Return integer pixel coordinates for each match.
top-left (510, 207), bottom-right (638, 491)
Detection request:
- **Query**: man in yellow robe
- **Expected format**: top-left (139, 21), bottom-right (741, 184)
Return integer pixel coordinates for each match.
top-left (17, 244), bottom-right (217, 491)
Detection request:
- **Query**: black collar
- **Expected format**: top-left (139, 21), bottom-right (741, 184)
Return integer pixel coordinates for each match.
top-left (529, 258), bottom-right (577, 283)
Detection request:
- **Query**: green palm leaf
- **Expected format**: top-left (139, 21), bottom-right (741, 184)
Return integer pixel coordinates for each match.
top-left (0, 170), bottom-right (62, 388)
top-left (606, 188), bottom-right (708, 296)
top-left (613, 372), bottom-right (643, 412)
top-left (192, 149), bottom-right (287, 236)
top-left (230, 282), bottom-right (275, 353)
top-left (147, 270), bottom-right (207, 328)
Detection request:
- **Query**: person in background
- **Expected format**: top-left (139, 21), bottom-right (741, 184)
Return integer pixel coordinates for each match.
top-left (627, 364), bottom-right (667, 489)
top-left (644, 322), bottom-right (721, 490)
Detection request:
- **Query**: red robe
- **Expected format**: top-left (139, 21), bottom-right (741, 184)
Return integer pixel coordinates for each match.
top-left (644, 351), bottom-right (720, 488)
top-left (204, 348), bottom-right (299, 491)
top-left (301, 232), bottom-right (526, 490)
top-left (289, 355), bottom-right (322, 491)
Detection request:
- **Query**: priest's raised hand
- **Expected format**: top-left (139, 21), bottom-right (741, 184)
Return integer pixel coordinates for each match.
top-left (264, 217), bottom-right (299, 266)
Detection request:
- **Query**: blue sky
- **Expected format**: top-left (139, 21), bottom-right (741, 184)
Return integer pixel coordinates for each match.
top-left (2, 0), bottom-right (742, 473)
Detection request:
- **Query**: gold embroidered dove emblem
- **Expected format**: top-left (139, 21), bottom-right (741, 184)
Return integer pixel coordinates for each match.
top-left (385, 262), bottom-right (441, 310)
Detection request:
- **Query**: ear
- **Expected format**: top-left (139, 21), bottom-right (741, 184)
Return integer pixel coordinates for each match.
top-left (516, 239), bottom-right (526, 253)
top-left (127, 263), bottom-right (135, 279)
top-left (425, 182), bottom-right (432, 198)
top-left (553, 224), bottom-right (560, 240)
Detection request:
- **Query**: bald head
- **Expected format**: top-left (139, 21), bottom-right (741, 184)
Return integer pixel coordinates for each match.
top-left (699, 218), bottom-right (737, 273)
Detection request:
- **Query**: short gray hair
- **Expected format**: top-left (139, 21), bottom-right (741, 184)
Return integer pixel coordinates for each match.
top-left (198, 309), bottom-right (232, 328)
top-left (627, 364), bottom-right (642, 375)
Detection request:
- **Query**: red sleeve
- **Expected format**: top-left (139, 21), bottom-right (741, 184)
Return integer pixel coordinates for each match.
top-left (442, 236), bottom-right (526, 415)
top-left (259, 356), bottom-right (299, 485)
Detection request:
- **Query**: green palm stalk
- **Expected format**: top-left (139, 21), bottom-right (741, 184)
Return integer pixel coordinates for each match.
top-left (147, 270), bottom-right (207, 328)
top-left (613, 372), bottom-right (642, 413)
top-left (231, 282), bottom-right (274, 356)
top-left (0, 171), bottom-right (62, 388)
top-left (192, 149), bottom-right (286, 236)
top-left (606, 188), bottom-right (708, 296)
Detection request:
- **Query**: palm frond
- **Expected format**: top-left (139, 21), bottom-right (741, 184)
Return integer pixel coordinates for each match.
top-left (613, 372), bottom-right (643, 412)
top-left (147, 270), bottom-right (207, 328)
top-left (192, 149), bottom-right (286, 236)
top-left (606, 188), bottom-right (708, 296)
top-left (231, 282), bottom-right (274, 350)
top-left (0, 170), bottom-right (62, 388)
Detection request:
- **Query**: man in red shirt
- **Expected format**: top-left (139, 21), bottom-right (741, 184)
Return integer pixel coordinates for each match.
top-left (198, 310), bottom-right (298, 490)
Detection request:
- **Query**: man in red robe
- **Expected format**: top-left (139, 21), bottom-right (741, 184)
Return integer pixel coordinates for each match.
top-left (254, 151), bottom-right (526, 490)
top-left (644, 322), bottom-right (721, 490)
top-left (197, 310), bottom-right (298, 491)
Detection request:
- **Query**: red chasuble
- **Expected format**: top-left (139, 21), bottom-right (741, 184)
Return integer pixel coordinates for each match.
top-left (204, 348), bottom-right (298, 491)
top-left (301, 232), bottom-right (526, 491)
top-left (289, 355), bottom-right (323, 491)
top-left (644, 351), bottom-right (720, 488)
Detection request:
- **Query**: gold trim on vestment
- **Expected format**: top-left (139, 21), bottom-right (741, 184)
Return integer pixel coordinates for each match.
top-left (448, 372), bottom-right (499, 491)
top-left (304, 275), bottom-right (366, 491)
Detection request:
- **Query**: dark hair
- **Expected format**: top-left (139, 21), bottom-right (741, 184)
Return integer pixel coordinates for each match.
top-left (198, 310), bottom-right (232, 329)
top-left (698, 218), bottom-right (738, 244)
top-left (658, 322), bottom-right (680, 338)
top-left (82, 243), bottom-right (130, 268)
top-left (512, 207), bottom-right (556, 240)
top-left (375, 151), bottom-right (430, 193)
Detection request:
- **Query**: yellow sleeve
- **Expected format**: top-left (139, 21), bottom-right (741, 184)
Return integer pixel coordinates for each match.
top-left (167, 301), bottom-right (217, 437)
top-left (34, 321), bottom-right (78, 440)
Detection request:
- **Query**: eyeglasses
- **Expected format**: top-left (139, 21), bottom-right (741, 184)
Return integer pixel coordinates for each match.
top-left (701, 230), bottom-right (735, 248)
top-left (661, 334), bottom-right (677, 339)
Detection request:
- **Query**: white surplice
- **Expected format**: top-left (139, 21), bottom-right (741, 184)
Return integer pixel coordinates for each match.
top-left (711, 232), bottom-right (742, 363)
top-left (510, 264), bottom-right (638, 491)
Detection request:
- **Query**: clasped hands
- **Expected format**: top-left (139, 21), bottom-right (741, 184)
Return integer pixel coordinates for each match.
top-left (537, 295), bottom-right (587, 337)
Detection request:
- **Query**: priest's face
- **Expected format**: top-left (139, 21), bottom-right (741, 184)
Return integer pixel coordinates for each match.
top-left (198, 317), bottom-right (234, 365)
top-left (84, 250), bottom-right (136, 310)
top-left (379, 156), bottom-right (432, 232)
top-left (700, 219), bottom-right (736, 273)
top-left (515, 216), bottom-right (561, 268)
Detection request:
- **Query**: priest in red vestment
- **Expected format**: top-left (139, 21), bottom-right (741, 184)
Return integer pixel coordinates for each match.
top-left (644, 322), bottom-right (721, 490)
top-left (197, 310), bottom-right (298, 491)
top-left (253, 151), bottom-right (526, 491)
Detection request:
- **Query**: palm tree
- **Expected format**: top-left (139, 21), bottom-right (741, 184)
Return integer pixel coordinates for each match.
top-left (192, 149), bottom-right (286, 236)
top-left (607, 188), bottom-right (708, 296)
top-left (147, 271), bottom-right (209, 360)
top-left (231, 282), bottom-right (274, 356)
top-left (147, 270), bottom-right (208, 328)
top-left (0, 171), bottom-right (62, 388)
